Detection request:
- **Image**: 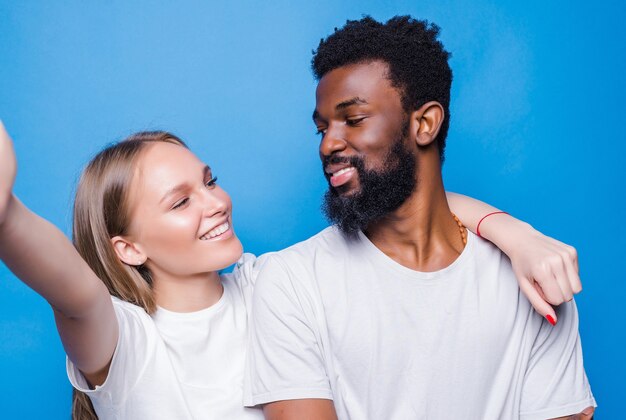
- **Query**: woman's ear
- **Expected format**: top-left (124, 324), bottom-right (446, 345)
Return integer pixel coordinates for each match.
top-left (409, 101), bottom-right (444, 147)
top-left (111, 236), bottom-right (147, 267)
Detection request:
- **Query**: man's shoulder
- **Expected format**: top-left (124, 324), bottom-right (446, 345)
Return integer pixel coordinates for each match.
top-left (270, 225), bottom-right (348, 264)
top-left (468, 231), bottom-right (512, 266)
top-left (254, 226), bottom-right (348, 288)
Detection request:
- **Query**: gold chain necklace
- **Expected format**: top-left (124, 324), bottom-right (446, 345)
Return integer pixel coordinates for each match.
top-left (451, 212), bottom-right (467, 246)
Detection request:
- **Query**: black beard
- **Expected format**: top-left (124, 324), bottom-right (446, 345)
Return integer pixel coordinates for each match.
top-left (322, 136), bottom-right (417, 237)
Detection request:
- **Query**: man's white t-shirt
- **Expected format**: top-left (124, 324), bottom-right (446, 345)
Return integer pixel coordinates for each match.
top-left (244, 227), bottom-right (595, 419)
top-left (67, 255), bottom-right (264, 420)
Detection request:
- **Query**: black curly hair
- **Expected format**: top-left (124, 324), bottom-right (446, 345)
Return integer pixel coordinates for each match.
top-left (312, 16), bottom-right (453, 162)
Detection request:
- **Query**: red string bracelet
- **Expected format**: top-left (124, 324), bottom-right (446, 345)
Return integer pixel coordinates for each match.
top-left (476, 211), bottom-right (509, 238)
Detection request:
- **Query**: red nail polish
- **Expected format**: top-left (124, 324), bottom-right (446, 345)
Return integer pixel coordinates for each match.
top-left (545, 315), bottom-right (556, 326)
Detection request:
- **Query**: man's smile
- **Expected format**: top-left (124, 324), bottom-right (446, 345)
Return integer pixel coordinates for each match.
top-left (328, 166), bottom-right (357, 187)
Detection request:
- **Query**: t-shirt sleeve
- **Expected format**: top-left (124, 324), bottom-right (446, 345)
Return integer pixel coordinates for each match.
top-left (66, 298), bottom-right (153, 409)
top-left (519, 300), bottom-right (596, 419)
top-left (243, 254), bottom-right (333, 407)
top-left (232, 253), bottom-right (261, 288)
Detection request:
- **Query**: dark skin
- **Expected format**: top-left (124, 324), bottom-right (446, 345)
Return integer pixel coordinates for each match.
top-left (315, 61), bottom-right (464, 272)
top-left (263, 61), bottom-right (593, 420)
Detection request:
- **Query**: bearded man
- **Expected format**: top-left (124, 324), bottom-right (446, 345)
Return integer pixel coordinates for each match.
top-left (244, 16), bottom-right (595, 420)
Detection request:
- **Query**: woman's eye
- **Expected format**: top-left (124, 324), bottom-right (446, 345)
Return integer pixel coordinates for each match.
top-left (172, 197), bottom-right (189, 210)
top-left (316, 128), bottom-right (326, 136)
top-left (206, 176), bottom-right (218, 188)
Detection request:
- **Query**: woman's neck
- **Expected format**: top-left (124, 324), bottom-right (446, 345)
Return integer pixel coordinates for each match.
top-left (151, 270), bottom-right (223, 313)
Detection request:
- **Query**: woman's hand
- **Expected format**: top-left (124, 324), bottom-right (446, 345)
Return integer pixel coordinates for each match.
top-left (446, 192), bottom-right (583, 325)
top-left (504, 221), bottom-right (581, 325)
top-left (0, 121), bottom-right (17, 226)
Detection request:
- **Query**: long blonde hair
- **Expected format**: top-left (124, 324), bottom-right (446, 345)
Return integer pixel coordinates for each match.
top-left (70, 131), bottom-right (186, 420)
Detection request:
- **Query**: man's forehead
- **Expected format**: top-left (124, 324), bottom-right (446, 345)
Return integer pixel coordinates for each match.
top-left (315, 61), bottom-right (397, 109)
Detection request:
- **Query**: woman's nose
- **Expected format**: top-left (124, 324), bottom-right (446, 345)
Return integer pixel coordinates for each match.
top-left (200, 187), bottom-right (227, 217)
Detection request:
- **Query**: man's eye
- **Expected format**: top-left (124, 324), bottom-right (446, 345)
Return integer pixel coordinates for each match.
top-left (346, 117), bottom-right (366, 126)
top-left (206, 176), bottom-right (218, 188)
top-left (316, 128), bottom-right (327, 136)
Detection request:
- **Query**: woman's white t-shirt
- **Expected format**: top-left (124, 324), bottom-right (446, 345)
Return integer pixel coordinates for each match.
top-left (67, 254), bottom-right (263, 420)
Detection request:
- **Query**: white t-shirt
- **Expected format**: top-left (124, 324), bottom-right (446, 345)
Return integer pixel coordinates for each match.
top-left (244, 227), bottom-right (595, 419)
top-left (67, 254), bottom-right (264, 420)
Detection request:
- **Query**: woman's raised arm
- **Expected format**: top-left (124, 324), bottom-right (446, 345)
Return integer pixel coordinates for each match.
top-left (447, 191), bottom-right (581, 325)
top-left (0, 121), bottom-right (117, 386)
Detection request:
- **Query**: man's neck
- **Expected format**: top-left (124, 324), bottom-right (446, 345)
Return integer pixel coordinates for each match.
top-left (364, 170), bottom-right (465, 272)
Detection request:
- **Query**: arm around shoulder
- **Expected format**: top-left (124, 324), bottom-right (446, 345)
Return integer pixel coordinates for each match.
top-left (446, 191), bottom-right (582, 324)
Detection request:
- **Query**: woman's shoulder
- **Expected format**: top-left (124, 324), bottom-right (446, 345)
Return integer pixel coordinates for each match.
top-left (228, 252), bottom-right (273, 287)
top-left (110, 296), bottom-right (155, 326)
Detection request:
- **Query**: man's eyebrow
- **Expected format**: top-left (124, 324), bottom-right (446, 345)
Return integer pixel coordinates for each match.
top-left (336, 97), bottom-right (368, 110)
top-left (159, 165), bottom-right (211, 204)
top-left (313, 97), bottom-right (369, 122)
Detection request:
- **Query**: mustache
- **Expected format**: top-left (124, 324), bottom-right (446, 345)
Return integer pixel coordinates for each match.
top-left (321, 139), bottom-right (417, 236)
top-left (322, 154), bottom-right (366, 177)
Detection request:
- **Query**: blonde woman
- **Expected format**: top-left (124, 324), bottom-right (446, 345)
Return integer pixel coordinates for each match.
top-left (0, 122), bottom-right (581, 419)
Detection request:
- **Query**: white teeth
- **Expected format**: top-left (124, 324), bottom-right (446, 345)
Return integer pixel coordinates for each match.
top-left (333, 167), bottom-right (355, 177)
top-left (200, 222), bottom-right (230, 240)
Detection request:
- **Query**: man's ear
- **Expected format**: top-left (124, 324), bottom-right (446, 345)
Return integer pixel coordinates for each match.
top-left (409, 101), bottom-right (444, 147)
top-left (111, 236), bottom-right (147, 267)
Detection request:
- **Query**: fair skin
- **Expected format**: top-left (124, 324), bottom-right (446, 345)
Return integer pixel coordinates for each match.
top-left (266, 62), bottom-right (592, 419)
top-left (0, 122), bottom-right (586, 416)
top-left (111, 141), bottom-right (243, 312)
top-left (0, 124), bottom-right (242, 388)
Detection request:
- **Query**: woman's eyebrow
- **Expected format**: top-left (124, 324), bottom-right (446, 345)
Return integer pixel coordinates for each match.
top-left (159, 165), bottom-right (211, 204)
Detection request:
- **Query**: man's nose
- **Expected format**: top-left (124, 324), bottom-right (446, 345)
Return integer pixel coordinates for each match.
top-left (319, 125), bottom-right (347, 157)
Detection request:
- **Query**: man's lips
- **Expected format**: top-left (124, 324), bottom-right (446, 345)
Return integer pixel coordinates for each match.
top-left (327, 166), bottom-right (357, 188)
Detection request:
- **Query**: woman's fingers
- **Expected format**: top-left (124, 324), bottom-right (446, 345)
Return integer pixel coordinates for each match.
top-left (531, 262), bottom-right (566, 306)
top-left (518, 276), bottom-right (558, 325)
top-left (564, 245), bottom-right (582, 294)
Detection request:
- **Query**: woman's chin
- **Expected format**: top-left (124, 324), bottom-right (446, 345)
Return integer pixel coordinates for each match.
top-left (214, 237), bottom-right (244, 270)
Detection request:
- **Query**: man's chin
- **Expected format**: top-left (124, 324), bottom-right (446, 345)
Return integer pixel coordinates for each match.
top-left (329, 182), bottom-right (361, 197)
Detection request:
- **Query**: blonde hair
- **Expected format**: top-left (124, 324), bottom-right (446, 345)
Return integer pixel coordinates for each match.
top-left (70, 131), bottom-right (186, 420)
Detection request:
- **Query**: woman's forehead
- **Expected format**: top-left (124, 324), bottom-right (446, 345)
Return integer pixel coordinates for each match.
top-left (132, 142), bottom-right (207, 195)
top-left (140, 142), bottom-right (202, 170)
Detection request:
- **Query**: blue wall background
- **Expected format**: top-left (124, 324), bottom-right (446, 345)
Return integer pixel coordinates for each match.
top-left (1, 1), bottom-right (624, 417)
